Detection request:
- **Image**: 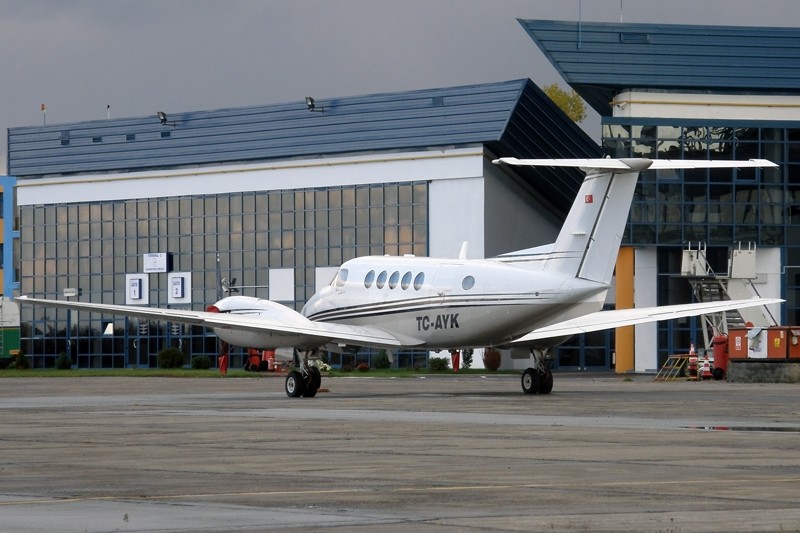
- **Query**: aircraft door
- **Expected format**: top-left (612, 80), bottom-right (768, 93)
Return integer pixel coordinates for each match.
top-left (428, 263), bottom-right (469, 304)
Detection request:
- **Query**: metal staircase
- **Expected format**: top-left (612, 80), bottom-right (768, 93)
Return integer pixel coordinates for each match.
top-left (689, 276), bottom-right (748, 330)
top-left (680, 242), bottom-right (778, 350)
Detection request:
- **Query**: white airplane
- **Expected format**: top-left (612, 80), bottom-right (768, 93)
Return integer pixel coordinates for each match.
top-left (18, 157), bottom-right (782, 397)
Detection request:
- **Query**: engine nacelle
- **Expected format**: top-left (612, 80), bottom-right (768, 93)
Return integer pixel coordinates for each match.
top-left (206, 296), bottom-right (324, 350)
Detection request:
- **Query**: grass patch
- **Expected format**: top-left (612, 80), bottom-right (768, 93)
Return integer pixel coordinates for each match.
top-left (0, 367), bottom-right (517, 378)
top-left (0, 368), bottom-right (257, 378)
top-left (328, 368), bottom-right (515, 378)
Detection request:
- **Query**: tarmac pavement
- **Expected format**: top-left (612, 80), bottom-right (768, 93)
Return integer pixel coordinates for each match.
top-left (0, 372), bottom-right (799, 532)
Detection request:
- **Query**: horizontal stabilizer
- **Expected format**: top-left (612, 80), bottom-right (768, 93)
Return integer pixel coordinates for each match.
top-left (493, 157), bottom-right (778, 171)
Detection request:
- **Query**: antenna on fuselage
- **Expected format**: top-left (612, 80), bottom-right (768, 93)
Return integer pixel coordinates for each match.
top-left (458, 242), bottom-right (468, 260)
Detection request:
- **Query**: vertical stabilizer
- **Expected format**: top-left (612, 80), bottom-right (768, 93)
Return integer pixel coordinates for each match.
top-left (544, 168), bottom-right (640, 284)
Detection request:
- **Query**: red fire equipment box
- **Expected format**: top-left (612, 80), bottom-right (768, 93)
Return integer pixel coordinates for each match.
top-left (728, 329), bottom-right (749, 358)
top-left (767, 328), bottom-right (789, 359)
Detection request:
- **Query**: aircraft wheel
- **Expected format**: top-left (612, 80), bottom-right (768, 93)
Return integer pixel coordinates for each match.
top-left (310, 366), bottom-right (322, 389)
top-left (539, 368), bottom-right (554, 394)
top-left (521, 368), bottom-right (540, 394)
top-left (302, 367), bottom-right (322, 397)
top-left (285, 370), bottom-right (306, 398)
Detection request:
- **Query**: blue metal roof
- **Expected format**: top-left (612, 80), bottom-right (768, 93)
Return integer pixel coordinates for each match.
top-left (7, 79), bottom-right (599, 211)
top-left (519, 20), bottom-right (800, 115)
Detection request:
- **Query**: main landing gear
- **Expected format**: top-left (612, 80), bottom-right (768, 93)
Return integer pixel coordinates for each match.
top-left (285, 351), bottom-right (322, 398)
top-left (521, 348), bottom-right (553, 395)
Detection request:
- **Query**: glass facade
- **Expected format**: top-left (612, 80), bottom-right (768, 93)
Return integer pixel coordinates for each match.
top-left (599, 119), bottom-right (800, 366)
top-left (19, 181), bottom-right (429, 369)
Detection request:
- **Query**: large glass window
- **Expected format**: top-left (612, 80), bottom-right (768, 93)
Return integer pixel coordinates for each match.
top-left (19, 181), bottom-right (429, 368)
top-left (600, 120), bottom-right (800, 367)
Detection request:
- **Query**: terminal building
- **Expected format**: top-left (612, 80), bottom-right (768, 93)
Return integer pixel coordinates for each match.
top-left (521, 20), bottom-right (798, 370)
top-left (6, 20), bottom-right (799, 372)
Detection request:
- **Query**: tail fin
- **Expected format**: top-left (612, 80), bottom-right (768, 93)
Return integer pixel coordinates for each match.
top-left (493, 158), bottom-right (778, 284)
top-left (546, 166), bottom-right (640, 283)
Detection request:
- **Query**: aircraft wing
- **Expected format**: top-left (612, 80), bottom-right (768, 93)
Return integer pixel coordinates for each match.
top-left (512, 298), bottom-right (783, 344)
top-left (16, 296), bottom-right (418, 349)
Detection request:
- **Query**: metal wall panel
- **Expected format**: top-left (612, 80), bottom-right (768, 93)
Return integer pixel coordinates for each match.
top-left (8, 78), bottom-right (599, 212)
top-left (8, 81), bottom-right (526, 177)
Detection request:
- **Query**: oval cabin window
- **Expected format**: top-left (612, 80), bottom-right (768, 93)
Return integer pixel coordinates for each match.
top-left (462, 275), bottom-right (475, 290)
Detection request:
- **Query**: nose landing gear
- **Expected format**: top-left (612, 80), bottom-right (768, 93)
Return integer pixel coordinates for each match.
top-left (285, 351), bottom-right (322, 398)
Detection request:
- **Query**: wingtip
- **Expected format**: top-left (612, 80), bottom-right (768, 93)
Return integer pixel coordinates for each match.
top-left (749, 158), bottom-right (779, 168)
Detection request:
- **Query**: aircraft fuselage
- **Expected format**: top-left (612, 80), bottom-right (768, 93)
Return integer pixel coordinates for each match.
top-left (300, 255), bottom-right (608, 349)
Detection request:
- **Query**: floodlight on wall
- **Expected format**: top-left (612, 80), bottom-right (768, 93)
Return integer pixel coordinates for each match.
top-left (305, 96), bottom-right (324, 113)
top-left (156, 111), bottom-right (176, 127)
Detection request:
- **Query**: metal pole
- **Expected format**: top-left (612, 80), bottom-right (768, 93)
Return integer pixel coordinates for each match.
top-left (66, 308), bottom-right (71, 364)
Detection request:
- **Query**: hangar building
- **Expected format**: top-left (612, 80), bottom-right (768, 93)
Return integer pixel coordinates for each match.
top-left (7, 79), bottom-right (598, 369)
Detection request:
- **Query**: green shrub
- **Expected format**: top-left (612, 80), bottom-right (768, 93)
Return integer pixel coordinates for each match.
top-left (372, 350), bottom-right (391, 369)
top-left (428, 356), bottom-right (449, 372)
top-left (191, 356), bottom-right (212, 370)
top-left (157, 347), bottom-right (186, 369)
top-left (55, 352), bottom-right (72, 370)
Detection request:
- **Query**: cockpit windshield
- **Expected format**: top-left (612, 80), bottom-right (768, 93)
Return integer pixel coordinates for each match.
top-left (333, 268), bottom-right (349, 288)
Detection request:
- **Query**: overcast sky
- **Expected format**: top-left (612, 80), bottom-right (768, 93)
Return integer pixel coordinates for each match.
top-left (3, 0), bottom-right (800, 174)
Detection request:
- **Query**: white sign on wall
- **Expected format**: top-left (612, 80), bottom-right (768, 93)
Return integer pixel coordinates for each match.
top-left (167, 272), bottom-right (192, 305)
top-left (143, 252), bottom-right (172, 273)
top-left (125, 274), bottom-right (149, 305)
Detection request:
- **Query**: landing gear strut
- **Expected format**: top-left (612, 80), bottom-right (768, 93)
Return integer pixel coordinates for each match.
top-left (284, 350), bottom-right (322, 398)
top-left (521, 348), bottom-right (553, 395)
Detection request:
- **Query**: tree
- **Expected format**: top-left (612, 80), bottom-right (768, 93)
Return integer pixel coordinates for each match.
top-left (461, 348), bottom-right (473, 370)
top-left (543, 83), bottom-right (587, 123)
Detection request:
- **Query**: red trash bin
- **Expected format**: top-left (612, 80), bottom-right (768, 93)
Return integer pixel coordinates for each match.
top-left (712, 335), bottom-right (729, 380)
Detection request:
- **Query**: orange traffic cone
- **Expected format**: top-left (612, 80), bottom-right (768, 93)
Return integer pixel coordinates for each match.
top-left (700, 355), bottom-right (712, 380)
